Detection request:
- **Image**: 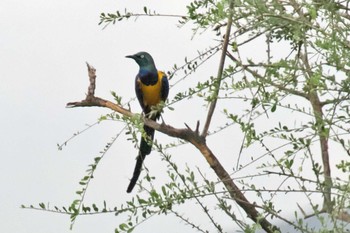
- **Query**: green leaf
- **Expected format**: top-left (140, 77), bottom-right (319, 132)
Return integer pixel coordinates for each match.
top-left (138, 198), bottom-right (147, 205)
top-left (119, 223), bottom-right (128, 231)
top-left (92, 203), bottom-right (99, 212)
top-left (271, 102), bottom-right (277, 112)
top-left (162, 186), bottom-right (167, 195)
top-left (39, 203), bottom-right (45, 209)
top-left (308, 5), bottom-right (317, 20)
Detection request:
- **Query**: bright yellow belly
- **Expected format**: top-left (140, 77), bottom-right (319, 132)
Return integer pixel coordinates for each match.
top-left (140, 77), bottom-right (162, 107)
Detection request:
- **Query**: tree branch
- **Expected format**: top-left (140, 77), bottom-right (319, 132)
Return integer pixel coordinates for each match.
top-left (300, 43), bottom-right (333, 213)
top-left (67, 62), bottom-right (279, 233)
top-left (201, 0), bottom-right (234, 137)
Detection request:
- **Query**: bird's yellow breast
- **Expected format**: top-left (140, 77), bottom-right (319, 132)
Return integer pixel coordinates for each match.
top-left (139, 71), bottom-right (164, 107)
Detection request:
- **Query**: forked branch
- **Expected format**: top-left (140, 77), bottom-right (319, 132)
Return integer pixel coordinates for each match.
top-left (67, 62), bottom-right (279, 233)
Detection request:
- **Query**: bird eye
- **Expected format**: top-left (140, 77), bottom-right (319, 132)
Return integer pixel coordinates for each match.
top-left (140, 55), bottom-right (144, 59)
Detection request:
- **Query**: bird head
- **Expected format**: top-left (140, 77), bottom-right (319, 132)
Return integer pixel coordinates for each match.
top-left (126, 51), bottom-right (156, 70)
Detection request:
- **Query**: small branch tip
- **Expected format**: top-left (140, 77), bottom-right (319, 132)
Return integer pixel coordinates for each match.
top-left (184, 123), bottom-right (192, 130)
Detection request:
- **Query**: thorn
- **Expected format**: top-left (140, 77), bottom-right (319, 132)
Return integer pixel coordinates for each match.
top-left (297, 203), bottom-right (307, 217)
top-left (195, 121), bottom-right (200, 134)
top-left (184, 123), bottom-right (192, 131)
top-left (160, 115), bottom-right (166, 124)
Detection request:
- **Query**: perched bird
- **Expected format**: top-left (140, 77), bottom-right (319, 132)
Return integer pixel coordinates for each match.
top-left (125, 51), bottom-right (169, 193)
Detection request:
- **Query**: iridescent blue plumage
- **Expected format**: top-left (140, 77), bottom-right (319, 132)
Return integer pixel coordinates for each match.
top-left (126, 51), bottom-right (169, 193)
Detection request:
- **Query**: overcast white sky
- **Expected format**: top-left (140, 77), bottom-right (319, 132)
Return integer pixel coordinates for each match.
top-left (1, 1), bottom-right (349, 233)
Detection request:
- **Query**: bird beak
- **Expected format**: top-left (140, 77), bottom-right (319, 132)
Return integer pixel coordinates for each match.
top-left (125, 54), bottom-right (135, 59)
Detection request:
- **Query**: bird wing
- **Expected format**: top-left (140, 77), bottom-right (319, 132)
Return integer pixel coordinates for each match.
top-left (135, 76), bottom-right (146, 112)
top-left (159, 71), bottom-right (169, 102)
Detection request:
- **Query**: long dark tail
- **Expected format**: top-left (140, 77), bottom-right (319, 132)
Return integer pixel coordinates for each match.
top-left (126, 125), bottom-right (155, 193)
